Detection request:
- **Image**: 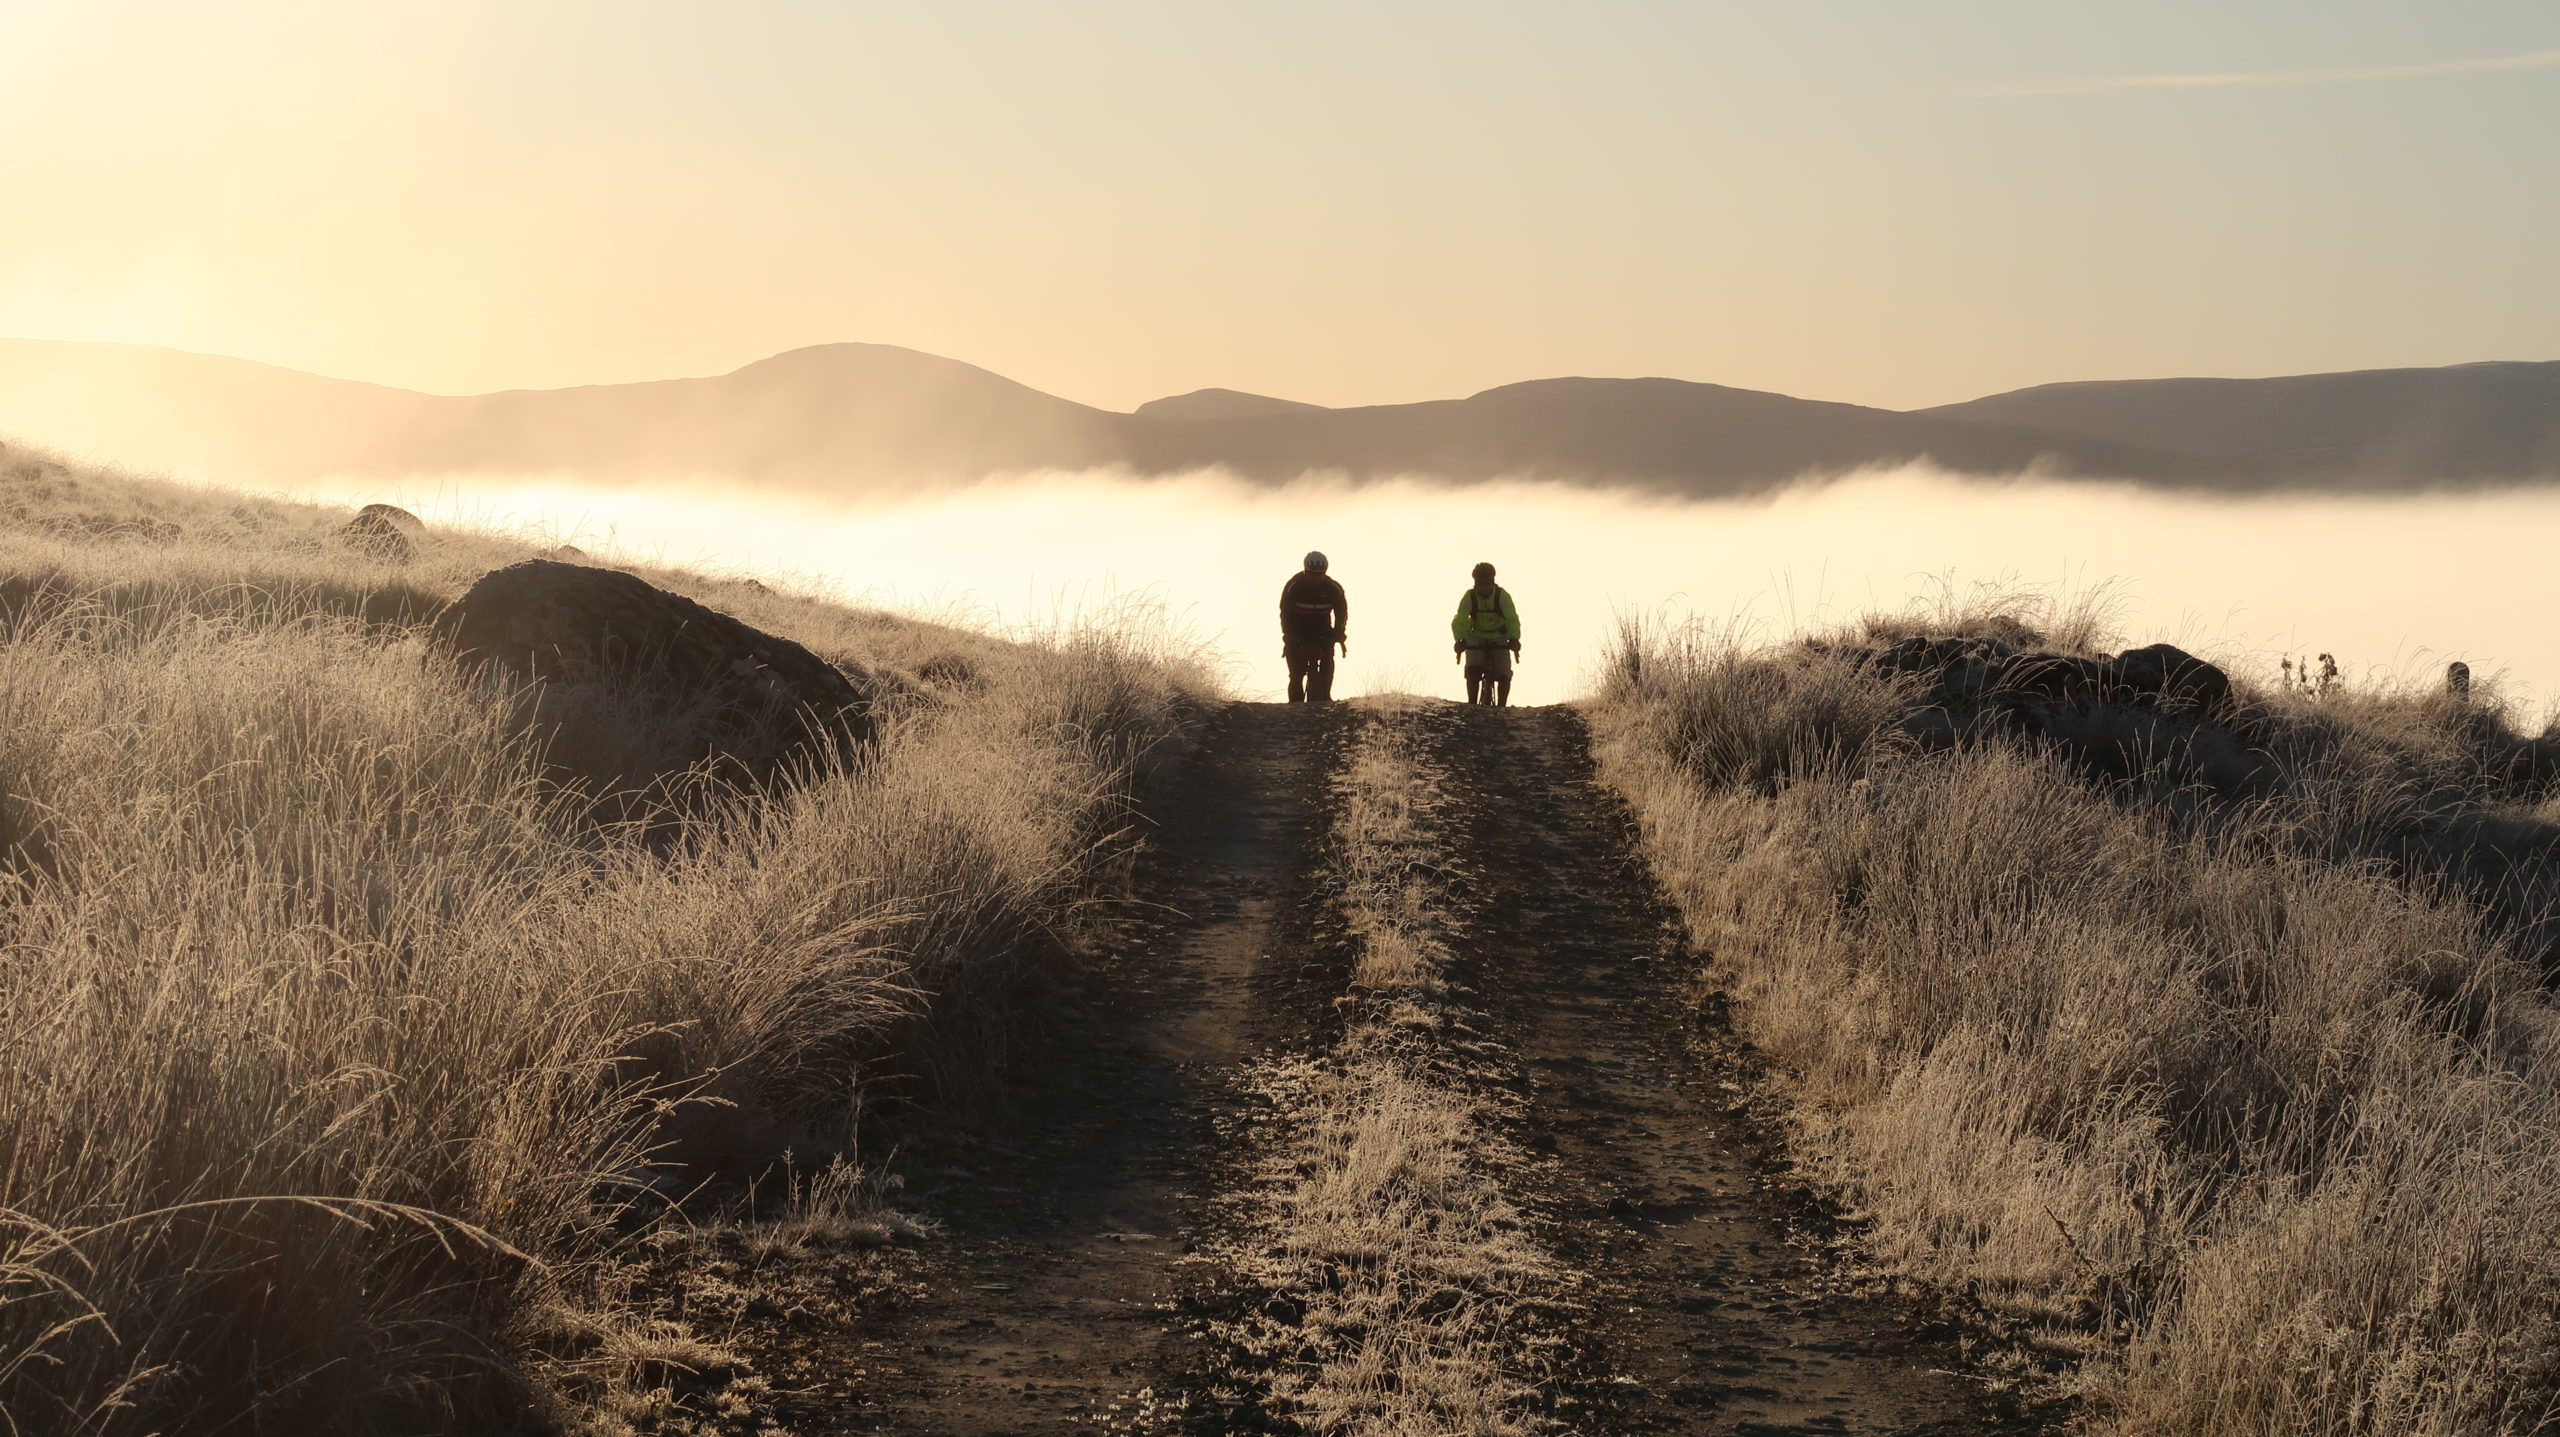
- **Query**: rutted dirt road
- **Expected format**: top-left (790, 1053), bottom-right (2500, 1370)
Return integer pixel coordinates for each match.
top-left (674, 700), bottom-right (2049, 1435)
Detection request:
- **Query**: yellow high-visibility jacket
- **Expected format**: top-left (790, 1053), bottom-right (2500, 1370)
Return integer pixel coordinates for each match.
top-left (1451, 585), bottom-right (1519, 645)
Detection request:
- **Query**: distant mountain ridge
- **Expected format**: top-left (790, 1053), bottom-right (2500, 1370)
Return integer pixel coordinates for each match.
top-left (2, 338), bottom-right (2554, 495)
top-left (1120, 376), bottom-right (2194, 487)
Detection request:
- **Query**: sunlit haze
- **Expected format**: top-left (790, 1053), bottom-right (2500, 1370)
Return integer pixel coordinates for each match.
top-left (4, 1), bottom-right (2556, 409)
top-left (271, 468), bottom-right (2559, 711)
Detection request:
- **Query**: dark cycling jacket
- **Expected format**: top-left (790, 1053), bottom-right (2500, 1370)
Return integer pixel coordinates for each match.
top-left (1280, 572), bottom-right (1348, 643)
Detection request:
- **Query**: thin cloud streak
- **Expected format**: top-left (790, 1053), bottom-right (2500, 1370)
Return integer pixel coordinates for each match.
top-left (1990, 46), bottom-right (2560, 97)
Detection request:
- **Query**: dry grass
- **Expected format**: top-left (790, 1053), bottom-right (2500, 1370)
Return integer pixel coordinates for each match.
top-left (1591, 602), bottom-right (2560, 1435)
top-left (1218, 701), bottom-right (1562, 1436)
top-left (0, 441), bottom-right (1215, 1433)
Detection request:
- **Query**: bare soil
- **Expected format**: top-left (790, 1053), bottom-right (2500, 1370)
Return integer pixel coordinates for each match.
top-left (637, 700), bottom-right (2057, 1435)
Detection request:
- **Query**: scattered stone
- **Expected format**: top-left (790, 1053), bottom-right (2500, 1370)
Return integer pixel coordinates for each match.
top-left (356, 502), bottom-right (425, 534)
top-left (542, 544), bottom-right (589, 562)
top-left (341, 504), bottom-right (424, 561)
top-left (918, 652), bottom-right (983, 690)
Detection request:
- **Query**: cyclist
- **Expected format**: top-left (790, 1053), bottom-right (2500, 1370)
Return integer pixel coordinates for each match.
top-left (1280, 551), bottom-right (1347, 702)
top-left (1450, 561), bottom-right (1520, 705)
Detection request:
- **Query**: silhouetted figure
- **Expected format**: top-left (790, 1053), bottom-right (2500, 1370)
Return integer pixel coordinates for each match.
top-left (1280, 551), bottom-right (1347, 703)
top-left (2448, 661), bottom-right (2472, 703)
top-left (1452, 561), bottom-right (1520, 706)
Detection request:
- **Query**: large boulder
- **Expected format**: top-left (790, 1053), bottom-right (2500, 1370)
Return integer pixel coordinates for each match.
top-left (435, 560), bottom-right (872, 788)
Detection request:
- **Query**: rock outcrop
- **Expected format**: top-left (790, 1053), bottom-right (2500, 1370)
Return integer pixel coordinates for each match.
top-left (1869, 634), bottom-right (2232, 715)
top-left (434, 559), bottom-right (871, 788)
top-left (1848, 630), bottom-right (2252, 796)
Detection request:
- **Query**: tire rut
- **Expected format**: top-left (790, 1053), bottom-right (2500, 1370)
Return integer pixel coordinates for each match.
top-left (840, 701), bottom-right (1344, 1434)
top-left (1424, 702), bottom-right (2037, 1436)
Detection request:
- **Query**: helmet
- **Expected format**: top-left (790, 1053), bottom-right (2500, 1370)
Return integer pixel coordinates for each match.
top-left (1304, 551), bottom-right (1329, 572)
top-left (1471, 561), bottom-right (1495, 582)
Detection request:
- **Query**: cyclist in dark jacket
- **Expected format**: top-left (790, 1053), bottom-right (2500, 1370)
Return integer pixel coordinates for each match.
top-left (1280, 551), bottom-right (1347, 703)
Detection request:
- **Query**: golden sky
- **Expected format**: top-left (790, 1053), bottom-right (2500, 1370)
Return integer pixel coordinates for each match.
top-left (3, 0), bottom-right (2554, 411)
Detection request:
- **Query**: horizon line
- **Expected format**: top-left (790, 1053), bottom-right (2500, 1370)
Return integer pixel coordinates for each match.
top-left (1, 333), bottom-right (2553, 414)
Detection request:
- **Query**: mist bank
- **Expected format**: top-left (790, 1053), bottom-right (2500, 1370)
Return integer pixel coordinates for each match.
top-left (272, 466), bottom-right (2560, 711)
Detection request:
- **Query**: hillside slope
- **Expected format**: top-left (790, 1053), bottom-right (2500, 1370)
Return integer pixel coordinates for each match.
top-left (0, 340), bottom-right (1133, 485)
top-left (0, 436), bottom-right (1214, 1433)
top-left (0, 339), bottom-right (443, 478)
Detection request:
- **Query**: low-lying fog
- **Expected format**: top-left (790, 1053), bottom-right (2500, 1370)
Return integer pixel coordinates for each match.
top-left (284, 467), bottom-right (2555, 712)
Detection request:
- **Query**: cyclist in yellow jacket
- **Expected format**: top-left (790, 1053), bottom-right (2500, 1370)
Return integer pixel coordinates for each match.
top-left (1451, 561), bottom-right (1520, 706)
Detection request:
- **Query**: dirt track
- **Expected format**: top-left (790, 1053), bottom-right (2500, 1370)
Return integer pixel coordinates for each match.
top-left (679, 700), bottom-right (2044, 1435)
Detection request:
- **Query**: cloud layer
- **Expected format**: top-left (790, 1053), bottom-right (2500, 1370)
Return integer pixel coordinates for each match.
top-left (274, 465), bottom-right (2560, 711)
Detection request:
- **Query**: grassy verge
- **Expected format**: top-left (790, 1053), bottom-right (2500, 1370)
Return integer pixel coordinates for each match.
top-left (1216, 700), bottom-right (1564, 1436)
top-left (0, 443), bottom-right (1216, 1433)
top-left (1589, 598), bottom-right (2560, 1435)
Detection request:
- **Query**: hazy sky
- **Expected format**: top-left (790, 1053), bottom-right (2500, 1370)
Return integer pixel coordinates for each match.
top-left (3, 1), bottom-right (2553, 411)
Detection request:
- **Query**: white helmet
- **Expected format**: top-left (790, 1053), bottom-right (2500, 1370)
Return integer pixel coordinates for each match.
top-left (1304, 551), bottom-right (1329, 572)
